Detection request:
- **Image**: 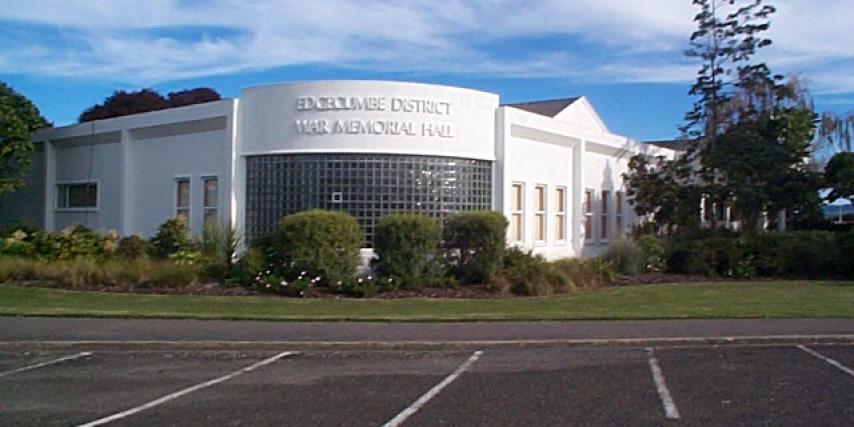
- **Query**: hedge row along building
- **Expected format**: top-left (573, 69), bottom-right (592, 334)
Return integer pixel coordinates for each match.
top-left (1, 81), bottom-right (674, 259)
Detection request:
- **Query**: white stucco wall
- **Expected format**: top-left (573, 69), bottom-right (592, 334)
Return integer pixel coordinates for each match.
top-left (499, 104), bottom-right (674, 260)
top-left (31, 100), bottom-right (236, 236)
top-left (53, 140), bottom-right (122, 231)
top-left (128, 122), bottom-right (231, 236)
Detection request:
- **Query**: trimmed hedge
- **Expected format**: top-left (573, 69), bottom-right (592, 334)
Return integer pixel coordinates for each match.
top-left (373, 214), bottom-right (444, 289)
top-left (443, 211), bottom-right (509, 283)
top-left (263, 210), bottom-right (363, 285)
top-left (665, 230), bottom-right (854, 279)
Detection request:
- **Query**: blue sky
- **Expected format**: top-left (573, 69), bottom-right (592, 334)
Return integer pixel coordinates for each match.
top-left (1, 0), bottom-right (852, 141)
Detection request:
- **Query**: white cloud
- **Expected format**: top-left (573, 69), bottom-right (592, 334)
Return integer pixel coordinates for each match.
top-left (0, 0), bottom-right (851, 94)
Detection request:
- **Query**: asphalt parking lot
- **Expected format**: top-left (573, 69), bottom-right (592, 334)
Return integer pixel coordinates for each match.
top-left (1, 343), bottom-right (852, 426)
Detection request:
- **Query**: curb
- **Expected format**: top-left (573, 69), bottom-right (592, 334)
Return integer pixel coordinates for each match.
top-left (2, 335), bottom-right (853, 351)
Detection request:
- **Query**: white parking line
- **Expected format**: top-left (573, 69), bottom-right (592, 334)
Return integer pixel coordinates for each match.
top-left (797, 345), bottom-right (854, 377)
top-left (382, 350), bottom-right (483, 427)
top-left (646, 347), bottom-right (681, 420)
top-left (0, 351), bottom-right (93, 379)
top-left (76, 351), bottom-right (297, 427)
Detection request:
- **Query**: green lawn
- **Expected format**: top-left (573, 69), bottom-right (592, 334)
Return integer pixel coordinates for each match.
top-left (1, 281), bottom-right (852, 321)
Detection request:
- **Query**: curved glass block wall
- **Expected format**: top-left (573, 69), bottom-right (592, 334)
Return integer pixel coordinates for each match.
top-left (245, 153), bottom-right (493, 246)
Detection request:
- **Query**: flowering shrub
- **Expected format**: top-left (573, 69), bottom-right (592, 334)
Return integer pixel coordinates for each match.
top-left (261, 210), bottom-right (363, 286)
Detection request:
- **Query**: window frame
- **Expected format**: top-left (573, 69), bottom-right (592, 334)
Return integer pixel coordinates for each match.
top-left (55, 181), bottom-right (99, 211)
top-left (202, 175), bottom-right (219, 227)
top-left (600, 189), bottom-right (611, 242)
top-left (511, 182), bottom-right (525, 243)
top-left (175, 176), bottom-right (191, 220)
top-left (534, 184), bottom-right (546, 243)
top-left (555, 186), bottom-right (567, 243)
top-left (584, 189), bottom-right (594, 243)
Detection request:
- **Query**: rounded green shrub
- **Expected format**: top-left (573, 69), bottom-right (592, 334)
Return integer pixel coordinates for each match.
top-left (374, 214), bottom-right (444, 289)
top-left (150, 216), bottom-right (193, 258)
top-left (604, 238), bottom-right (643, 275)
top-left (266, 210), bottom-right (363, 285)
top-left (115, 235), bottom-right (149, 259)
top-left (443, 211), bottom-right (508, 284)
top-left (636, 235), bottom-right (667, 273)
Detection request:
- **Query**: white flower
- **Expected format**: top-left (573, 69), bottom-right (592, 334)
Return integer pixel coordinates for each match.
top-left (301, 271), bottom-right (307, 275)
top-left (367, 275), bottom-right (373, 280)
top-left (315, 276), bottom-right (321, 281)
top-left (280, 280), bottom-right (287, 286)
top-left (336, 280), bottom-right (342, 285)
top-left (265, 284), bottom-right (271, 288)
top-left (358, 278), bottom-right (363, 283)
top-left (388, 278), bottom-right (393, 283)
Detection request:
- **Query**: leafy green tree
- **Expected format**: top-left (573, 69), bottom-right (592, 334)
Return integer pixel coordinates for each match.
top-left (825, 152), bottom-right (854, 203)
top-left (0, 81), bottom-right (49, 195)
top-left (624, 154), bottom-right (701, 233)
top-left (702, 104), bottom-right (821, 230)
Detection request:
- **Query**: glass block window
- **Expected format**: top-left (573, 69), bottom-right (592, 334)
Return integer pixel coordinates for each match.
top-left (246, 153), bottom-right (493, 246)
top-left (176, 178), bottom-right (190, 219)
top-left (203, 177), bottom-right (218, 226)
top-left (57, 182), bottom-right (97, 209)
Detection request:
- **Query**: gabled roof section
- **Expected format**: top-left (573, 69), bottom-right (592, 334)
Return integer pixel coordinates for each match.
top-left (503, 97), bottom-right (580, 118)
top-left (503, 96), bottom-right (609, 133)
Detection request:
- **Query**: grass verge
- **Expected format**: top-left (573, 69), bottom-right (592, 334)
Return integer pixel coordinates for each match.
top-left (1, 281), bottom-right (852, 321)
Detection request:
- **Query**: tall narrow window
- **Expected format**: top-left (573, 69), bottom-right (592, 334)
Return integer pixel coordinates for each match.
top-left (555, 187), bottom-right (566, 241)
top-left (57, 182), bottom-right (97, 209)
top-left (615, 191), bottom-right (624, 236)
top-left (176, 178), bottom-right (190, 220)
top-left (534, 185), bottom-right (546, 241)
top-left (511, 183), bottom-right (524, 242)
top-left (584, 189), bottom-right (594, 242)
top-left (203, 177), bottom-right (218, 226)
top-left (601, 190), bottom-right (610, 240)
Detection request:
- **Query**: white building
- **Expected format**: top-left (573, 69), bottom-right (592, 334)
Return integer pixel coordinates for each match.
top-left (0, 81), bottom-right (674, 259)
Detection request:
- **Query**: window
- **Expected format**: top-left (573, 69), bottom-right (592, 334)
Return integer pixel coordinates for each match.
top-left (555, 187), bottom-right (567, 241)
top-left (176, 178), bottom-right (190, 219)
top-left (601, 190), bottom-right (610, 240)
top-left (534, 185), bottom-right (546, 241)
top-left (615, 191), bottom-right (625, 236)
top-left (511, 183), bottom-right (524, 242)
top-left (203, 177), bottom-right (218, 226)
top-left (584, 189), bottom-right (593, 242)
top-left (245, 154), bottom-right (493, 246)
top-left (57, 182), bottom-right (97, 209)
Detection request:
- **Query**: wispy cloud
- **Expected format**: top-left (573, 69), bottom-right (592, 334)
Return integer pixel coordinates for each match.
top-left (0, 0), bottom-right (851, 94)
